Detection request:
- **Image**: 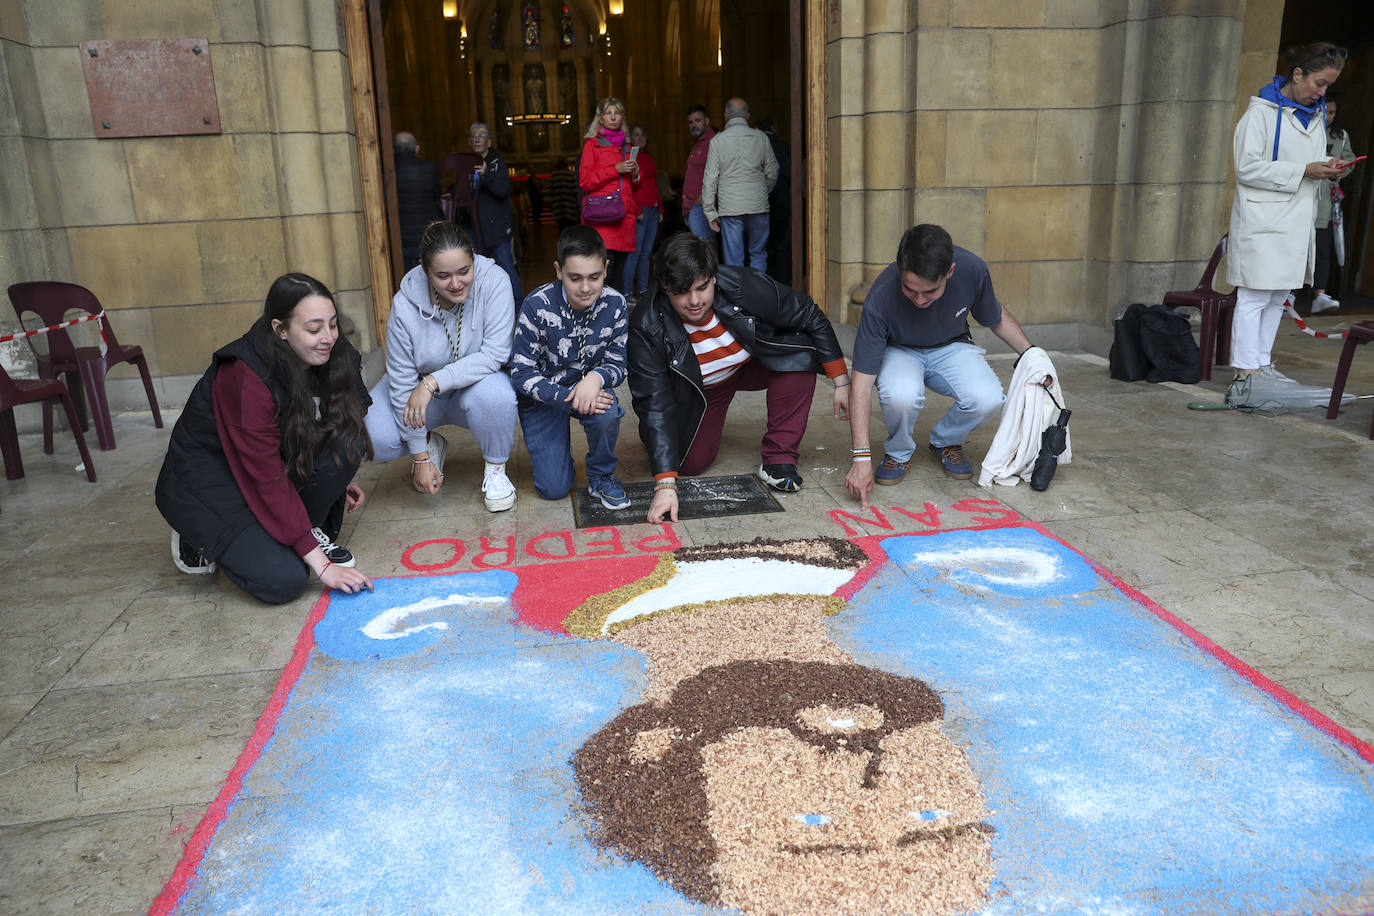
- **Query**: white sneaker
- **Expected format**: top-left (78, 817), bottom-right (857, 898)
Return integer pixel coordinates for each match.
top-left (1311, 293), bottom-right (1340, 313)
top-left (1258, 364), bottom-right (1297, 384)
top-left (482, 465), bottom-right (516, 512)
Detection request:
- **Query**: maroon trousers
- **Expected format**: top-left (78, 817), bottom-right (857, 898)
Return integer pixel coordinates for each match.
top-left (681, 359), bottom-right (817, 475)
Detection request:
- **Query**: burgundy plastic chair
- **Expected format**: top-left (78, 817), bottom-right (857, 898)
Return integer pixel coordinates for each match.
top-left (8, 281), bottom-right (163, 451)
top-left (439, 151), bottom-right (485, 251)
top-left (1326, 321), bottom-right (1374, 439)
top-left (0, 363), bottom-right (96, 482)
top-left (1161, 235), bottom-right (1237, 382)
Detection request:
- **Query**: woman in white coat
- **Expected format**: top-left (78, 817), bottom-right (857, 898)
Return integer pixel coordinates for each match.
top-left (1225, 42), bottom-right (1354, 404)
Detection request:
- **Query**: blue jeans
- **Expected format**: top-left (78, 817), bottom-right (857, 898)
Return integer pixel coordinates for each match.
top-left (875, 342), bottom-right (1004, 462)
top-left (518, 391), bottom-right (623, 500)
top-left (624, 205), bottom-right (660, 295)
top-left (686, 203), bottom-right (715, 241)
top-left (718, 212), bottom-right (769, 273)
top-left (488, 239), bottom-right (524, 306)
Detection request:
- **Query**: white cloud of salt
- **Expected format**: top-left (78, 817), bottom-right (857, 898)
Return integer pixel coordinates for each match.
top-left (903, 546), bottom-right (1064, 589)
top-left (360, 593), bottom-right (506, 640)
top-left (601, 558), bottom-right (855, 634)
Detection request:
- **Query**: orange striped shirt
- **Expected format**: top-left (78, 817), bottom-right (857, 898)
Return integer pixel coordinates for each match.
top-left (687, 312), bottom-right (751, 387)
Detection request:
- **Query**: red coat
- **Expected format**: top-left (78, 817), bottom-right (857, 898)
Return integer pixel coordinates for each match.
top-left (579, 134), bottom-right (639, 253)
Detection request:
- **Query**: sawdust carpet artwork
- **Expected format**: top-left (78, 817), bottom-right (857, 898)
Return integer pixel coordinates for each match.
top-left (152, 522), bottom-right (1374, 915)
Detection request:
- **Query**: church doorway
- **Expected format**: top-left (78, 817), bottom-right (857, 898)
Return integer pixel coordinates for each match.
top-left (350, 0), bottom-right (826, 324)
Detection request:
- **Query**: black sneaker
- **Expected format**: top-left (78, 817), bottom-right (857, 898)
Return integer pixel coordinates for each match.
top-left (171, 531), bottom-right (216, 575)
top-left (312, 526), bottom-right (357, 567)
top-left (757, 462), bottom-right (803, 492)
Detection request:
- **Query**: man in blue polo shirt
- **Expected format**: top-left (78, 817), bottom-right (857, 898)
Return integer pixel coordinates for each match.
top-left (844, 224), bottom-right (1032, 507)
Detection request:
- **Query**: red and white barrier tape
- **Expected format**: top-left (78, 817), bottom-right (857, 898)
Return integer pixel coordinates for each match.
top-left (1284, 301), bottom-right (1349, 340)
top-left (0, 311), bottom-right (108, 355)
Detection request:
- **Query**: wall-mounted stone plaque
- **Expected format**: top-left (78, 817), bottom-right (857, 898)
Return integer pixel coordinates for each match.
top-left (80, 38), bottom-right (221, 138)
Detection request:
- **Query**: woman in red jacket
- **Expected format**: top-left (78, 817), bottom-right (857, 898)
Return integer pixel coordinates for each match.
top-left (579, 97), bottom-right (640, 295)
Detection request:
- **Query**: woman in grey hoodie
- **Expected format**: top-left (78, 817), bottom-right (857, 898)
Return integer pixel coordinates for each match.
top-left (364, 220), bottom-right (518, 511)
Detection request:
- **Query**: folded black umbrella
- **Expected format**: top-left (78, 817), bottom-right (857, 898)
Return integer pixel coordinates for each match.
top-left (1029, 405), bottom-right (1071, 492)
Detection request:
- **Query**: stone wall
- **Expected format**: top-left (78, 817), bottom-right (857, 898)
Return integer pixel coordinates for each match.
top-left (0, 0), bottom-right (374, 410)
top-left (827, 0), bottom-right (1255, 338)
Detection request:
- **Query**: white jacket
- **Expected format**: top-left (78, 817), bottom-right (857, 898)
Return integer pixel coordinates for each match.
top-left (1225, 95), bottom-right (1326, 291)
top-left (978, 347), bottom-right (1070, 488)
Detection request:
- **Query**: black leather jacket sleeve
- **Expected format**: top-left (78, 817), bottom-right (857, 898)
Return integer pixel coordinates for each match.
top-left (628, 298), bottom-right (696, 477)
top-left (714, 266), bottom-right (845, 369)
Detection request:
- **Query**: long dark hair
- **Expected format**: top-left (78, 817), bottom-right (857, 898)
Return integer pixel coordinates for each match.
top-left (262, 273), bottom-right (372, 483)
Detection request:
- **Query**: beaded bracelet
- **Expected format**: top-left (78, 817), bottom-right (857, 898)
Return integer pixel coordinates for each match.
top-left (422, 375), bottom-right (439, 395)
top-left (411, 456), bottom-right (433, 466)
top-left (654, 479), bottom-right (678, 489)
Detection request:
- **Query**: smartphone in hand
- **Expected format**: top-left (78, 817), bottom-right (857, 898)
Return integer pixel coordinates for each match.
top-left (1337, 155), bottom-right (1367, 169)
top-left (628, 146), bottom-right (639, 163)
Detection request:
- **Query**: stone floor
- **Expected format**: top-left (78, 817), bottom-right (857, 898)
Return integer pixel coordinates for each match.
top-left (1, 313), bottom-right (1372, 914)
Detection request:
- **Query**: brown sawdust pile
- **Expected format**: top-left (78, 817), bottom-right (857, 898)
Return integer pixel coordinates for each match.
top-left (572, 658), bottom-right (994, 916)
top-left (611, 595), bottom-right (852, 703)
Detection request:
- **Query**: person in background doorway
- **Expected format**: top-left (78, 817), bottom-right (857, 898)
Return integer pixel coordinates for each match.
top-left (625, 123), bottom-right (662, 300)
top-left (1311, 94), bottom-right (1356, 314)
top-left (682, 104), bottom-right (718, 242)
top-left (702, 97), bottom-right (778, 273)
top-left (393, 132), bottom-right (441, 268)
top-left (468, 122), bottom-right (524, 306)
top-left (580, 98), bottom-right (640, 295)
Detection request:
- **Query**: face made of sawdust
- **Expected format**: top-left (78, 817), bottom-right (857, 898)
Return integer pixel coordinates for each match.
top-left (699, 714), bottom-right (993, 916)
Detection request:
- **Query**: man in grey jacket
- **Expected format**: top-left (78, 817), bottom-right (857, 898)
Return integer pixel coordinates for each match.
top-left (701, 98), bottom-right (779, 273)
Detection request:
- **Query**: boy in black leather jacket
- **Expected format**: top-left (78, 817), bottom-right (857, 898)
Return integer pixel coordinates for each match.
top-left (627, 232), bottom-right (850, 522)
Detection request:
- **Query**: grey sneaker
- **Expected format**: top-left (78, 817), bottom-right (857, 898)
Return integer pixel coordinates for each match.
top-left (1258, 364), bottom-right (1297, 384)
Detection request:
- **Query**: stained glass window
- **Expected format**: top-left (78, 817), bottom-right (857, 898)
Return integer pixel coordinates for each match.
top-left (560, 6), bottom-right (574, 48)
top-left (522, 4), bottom-right (541, 51)
top-left (489, 6), bottom-right (503, 49)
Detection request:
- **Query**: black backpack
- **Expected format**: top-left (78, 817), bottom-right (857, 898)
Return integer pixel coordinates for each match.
top-left (1110, 303), bottom-right (1201, 384)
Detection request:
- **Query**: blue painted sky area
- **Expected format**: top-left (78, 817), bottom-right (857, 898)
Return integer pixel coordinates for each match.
top-left (831, 528), bottom-right (1374, 915)
top-left (174, 571), bottom-right (713, 915)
